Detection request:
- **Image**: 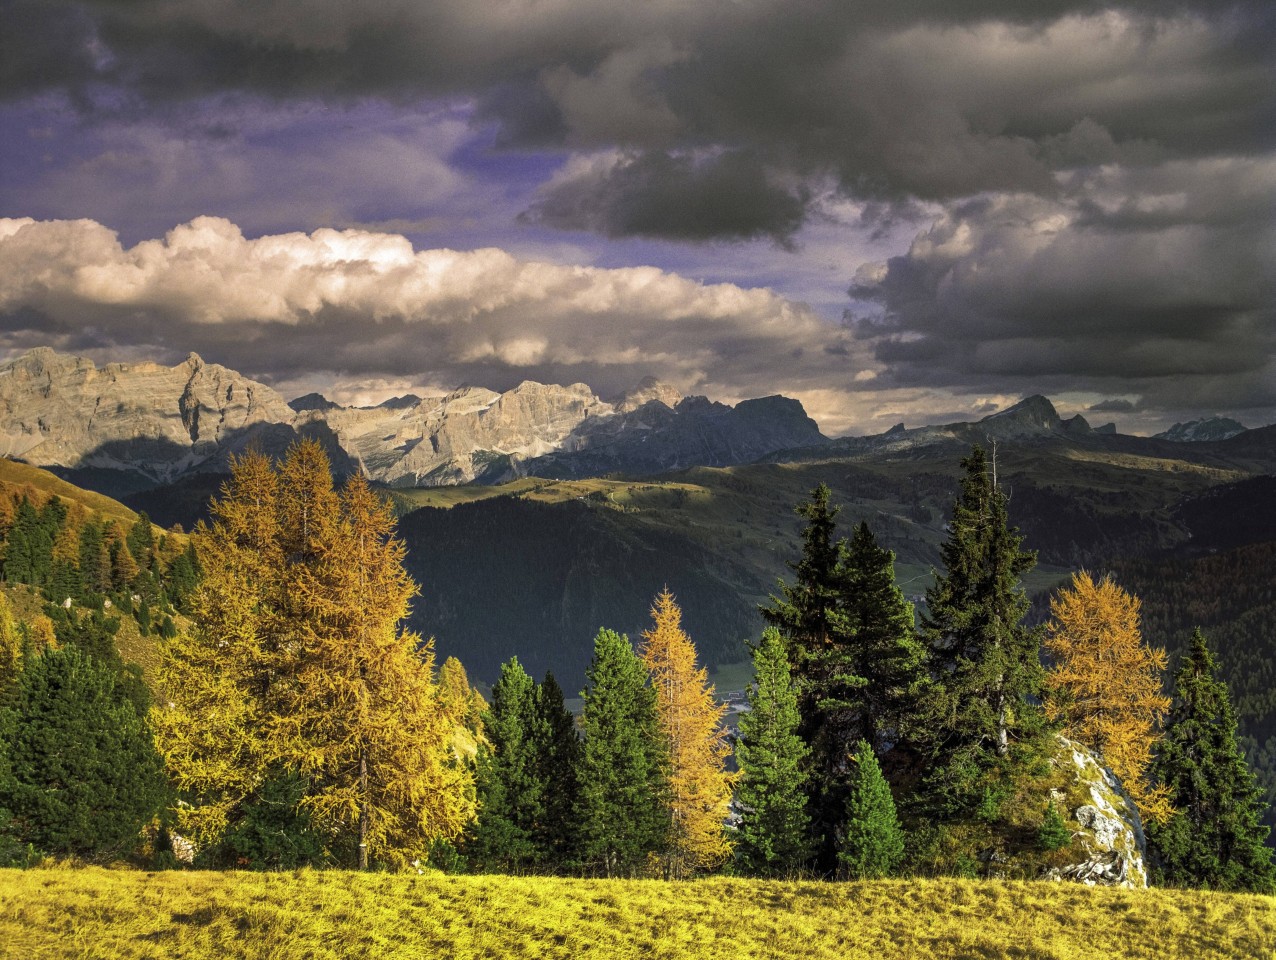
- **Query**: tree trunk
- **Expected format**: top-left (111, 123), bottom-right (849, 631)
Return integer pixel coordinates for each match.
top-left (358, 748), bottom-right (369, 870)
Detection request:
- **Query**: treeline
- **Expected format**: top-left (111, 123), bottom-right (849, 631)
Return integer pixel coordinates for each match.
top-left (0, 484), bottom-right (199, 640)
top-left (441, 447), bottom-right (1275, 889)
top-left (0, 442), bottom-right (1271, 894)
top-left (0, 487), bottom-right (203, 867)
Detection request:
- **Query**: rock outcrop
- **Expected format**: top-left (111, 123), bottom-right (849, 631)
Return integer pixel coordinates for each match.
top-left (0, 347), bottom-right (827, 488)
top-left (1049, 736), bottom-right (1148, 889)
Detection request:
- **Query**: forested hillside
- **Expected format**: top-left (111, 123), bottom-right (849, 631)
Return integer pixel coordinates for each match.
top-left (1112, 540), bottom-right (1276, 832)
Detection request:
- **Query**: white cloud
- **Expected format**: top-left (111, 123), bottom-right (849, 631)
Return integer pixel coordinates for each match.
top-left (0, 215), bottom-right (879, 426)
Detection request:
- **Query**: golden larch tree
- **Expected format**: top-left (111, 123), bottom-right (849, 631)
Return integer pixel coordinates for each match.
top-left (1045, 571), bottom-right (1173, 823)
top-left (639, 589), bottom-right (734, 874)
top-left (153, 449), bottom-right (282, 848)
top-left (266, 448), bottom-right (474, 868)
top-left (157, 442), bottom-right (474, 865)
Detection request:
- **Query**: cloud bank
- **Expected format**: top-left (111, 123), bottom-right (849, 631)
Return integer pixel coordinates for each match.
top-left (0, 216), bottom-right (874, 426)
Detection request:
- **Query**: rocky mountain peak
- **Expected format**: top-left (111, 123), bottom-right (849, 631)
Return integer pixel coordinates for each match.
top-left (1154, 416), bottom-right (1247, 443)
top-left (985, 394), bottom-right (1061, 429)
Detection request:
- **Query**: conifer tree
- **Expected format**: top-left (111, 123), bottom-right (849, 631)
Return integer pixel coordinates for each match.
top-left (272, 461), bottom-right (474, 869)
top-left (761, 490), bottom-right (926, 872)
top-left (760, 484), bottom-right (855, 870)
top-left (838, 522), bottom-right (929, 764)
top-left (159, 447), bottom-right (474, 867)
top-left (533, 672), bottom-right (581, 866)
top-left (1148, 629), bottom-right (1275, 892)
top-left (469, 657), bottom-right (542, 870)
top-left (0, 594), bottom-right (21, 691)
top-left (921, 445), bottom-right (1043, 807)
top-left (735, 626), bottom-right (810, 876)
top-left (438, 655), bottom-right (485, 736)
top-left (640, 590), bottom-right (734, 875)
top-left (839, 740), bottom-right (905, 879)
top-left (78, 522), bottom-right (112, 595)
top-left (0, 645), bottom-right (166, 860)
top-left (576, 627), bottom-right (668, 876)
top-left (153, 450), bottom-right (281, 849)
top-left (2, 498), bottom-right (39, 584)
top-left (1045, 571), bottom-right (1172, 822)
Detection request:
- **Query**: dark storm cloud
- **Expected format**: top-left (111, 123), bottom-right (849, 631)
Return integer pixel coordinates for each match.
top-left (523, 151), bottom-right (809, 245)
top-left (8, 2), bottom-right (1271, 200)
top-left (851, 157), bottom-right (1276, 413)
top-left (1088, 399), bottom-right (1139, 414)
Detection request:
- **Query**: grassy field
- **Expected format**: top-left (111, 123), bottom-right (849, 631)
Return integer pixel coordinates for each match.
top-left (1, 868), bottom-right (1272, 960)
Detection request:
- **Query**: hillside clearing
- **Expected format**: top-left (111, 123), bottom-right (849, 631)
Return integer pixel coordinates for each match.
top-left (1, 869), bottom-right (1272, 960)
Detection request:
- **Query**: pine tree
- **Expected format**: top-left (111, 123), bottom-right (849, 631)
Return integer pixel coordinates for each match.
top-left (533, 672), bottom-right (581, 867)
top-left (640, 590), bottom-right (734, 875)
top-left (1148, 629), bottom-right (1275, 892)
top-left (2, 498), bottom-right (39, 584)
top-left (839, 740), bottom-right (905, 879)
top-left (576, 627), bottom-right (668, 876)
top-left (0, 646), bottom-right (167, 860)
top-left (921, 445), bottom-right (1044, 808)
top-left (78, 522), bottom-right (113, 595)
top-left (760, 489), bottom-right (927, 872)
top-left (735, 626), bottom-right (810, 876)
top-left (1044, 571), bottom-right (1172, 823)
top-left (469, 657), bottom-right (542, 870)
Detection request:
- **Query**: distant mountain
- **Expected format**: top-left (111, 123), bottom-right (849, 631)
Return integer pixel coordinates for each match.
top-left (0, 347), bottom-right (827, 493)
top-left (1155, 417), bottom-right (1247, 442)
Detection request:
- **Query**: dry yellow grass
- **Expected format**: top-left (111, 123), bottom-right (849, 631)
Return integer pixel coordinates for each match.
top-left (1, 868), bottom-right (1272, 960)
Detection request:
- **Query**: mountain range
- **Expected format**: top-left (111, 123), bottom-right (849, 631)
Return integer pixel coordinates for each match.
top-left (0, 347), bottom-right (824, 493)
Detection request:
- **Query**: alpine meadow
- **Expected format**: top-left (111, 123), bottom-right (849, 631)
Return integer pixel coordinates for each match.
top-left (1, 0), bottom-right (1274, 956)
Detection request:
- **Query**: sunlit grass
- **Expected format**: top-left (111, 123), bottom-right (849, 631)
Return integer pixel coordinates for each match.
top-left (2, 868), bottom-right (1272, 959)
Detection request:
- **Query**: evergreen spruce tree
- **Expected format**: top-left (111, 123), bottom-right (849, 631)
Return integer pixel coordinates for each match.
top-left (576, 628), bottom-right (668, 876)
top-left (838, 522), bottom-right (929, 759)
top-left (760, 484), bottom-right (856, 871)
top-left (469, 657), bottom-right (542, 871)
top-left (921, 445), bottom-right (1044, 810)
top-left (2, 498), bottom-right (39, 584)
top-left (1148, 629), bottom-right (1275, 892)
top-left (761, 488), bottom-right (926, 872)
top-left (0, 646), bottom-right (167, 860)
top-left (735, 627), bottom-right (810, 876)
top-left (78, 523), bottom-right (113, 595)
top-left (533, 672), bottom-right (581, 867)
top-left (839, 740), bottom-right (905, 879)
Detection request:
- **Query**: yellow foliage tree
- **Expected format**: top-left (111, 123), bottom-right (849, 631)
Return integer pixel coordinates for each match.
top-left (0, 593), bottom-right (22, 687)
top-left (639, 589), bottom-right (734, 875)
top-left (1045, 571), bottom-right (1173, 823)
top-left (157, 441), bottom-right (474, 867)
top-left (153, 449), bottom-right (281, 848)
top-left (272, 467), bottom-right (474, 869)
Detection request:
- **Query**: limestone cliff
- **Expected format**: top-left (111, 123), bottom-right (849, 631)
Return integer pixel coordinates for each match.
top-left (0, 347), bottom-right (826, 488)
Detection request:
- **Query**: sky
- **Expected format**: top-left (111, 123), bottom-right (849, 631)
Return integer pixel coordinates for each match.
top-left (0, 1), bottom-right (1272, 436)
